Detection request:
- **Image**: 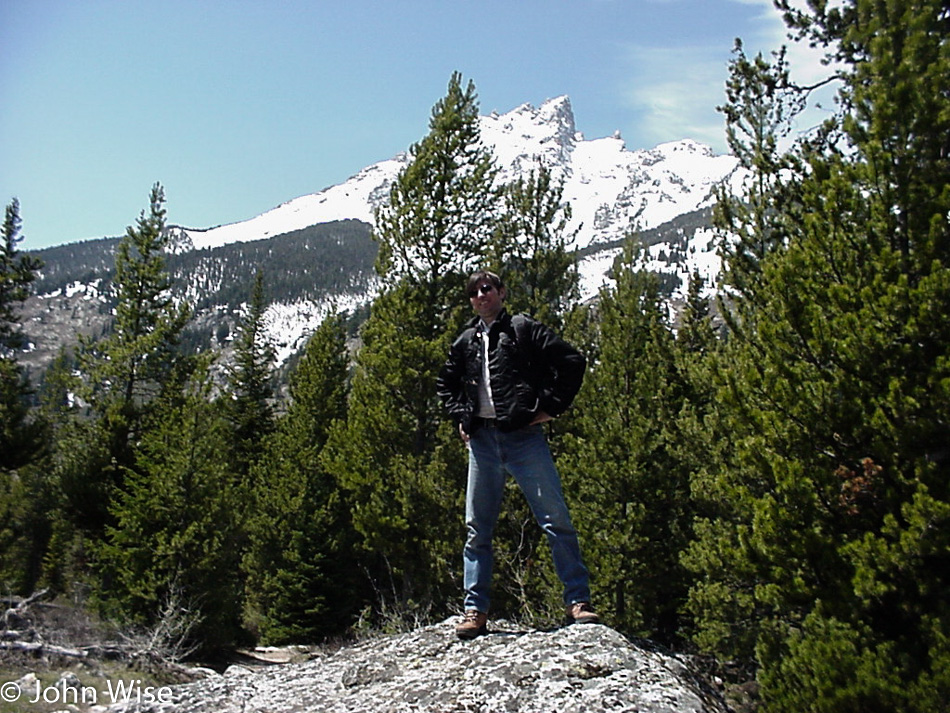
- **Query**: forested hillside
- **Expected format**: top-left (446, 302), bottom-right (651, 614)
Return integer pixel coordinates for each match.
top-left (20, 220), bottom-right (376, 371)
top-left (2, 4), bottom-right (947, 712)
top-left (30, 220), bottom-right (375, 310)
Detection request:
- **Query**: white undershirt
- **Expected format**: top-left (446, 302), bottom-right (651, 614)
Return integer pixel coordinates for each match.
top-left (476, 322), bottom-right (497, 418)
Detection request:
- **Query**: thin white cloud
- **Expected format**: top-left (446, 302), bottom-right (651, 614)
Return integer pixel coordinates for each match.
top-left (619, 0), bottom-right (839, 153)
top-left (620, 44), bottom-right (732, 151)
top-left (730, 0), bottom-right (840, 87)
top-left (735, 0), bottom-right (843, 137)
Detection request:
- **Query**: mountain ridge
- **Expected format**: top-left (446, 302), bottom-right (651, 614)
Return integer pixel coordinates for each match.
top-left (172, 96), bottom-right (739, 260)
top-left (21, 95), bottom-right (739, 375)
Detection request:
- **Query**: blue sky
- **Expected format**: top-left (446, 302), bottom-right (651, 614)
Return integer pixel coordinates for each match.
top-left (1, 0), bottom-right (807, 250)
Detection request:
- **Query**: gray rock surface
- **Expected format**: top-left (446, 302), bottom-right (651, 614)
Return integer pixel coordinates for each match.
top-left (107, 619), bottom-right (728, 713)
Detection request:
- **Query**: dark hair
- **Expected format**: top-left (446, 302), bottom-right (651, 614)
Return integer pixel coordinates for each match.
top-left (466, 270), bottom-right (504, 297)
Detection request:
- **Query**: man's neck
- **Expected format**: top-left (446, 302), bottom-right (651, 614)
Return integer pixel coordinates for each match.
top-left (479, 308), bottom-right (504, 328)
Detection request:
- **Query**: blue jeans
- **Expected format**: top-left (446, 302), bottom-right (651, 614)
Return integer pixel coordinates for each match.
top-left (463, 422), bottom-right (591, 613)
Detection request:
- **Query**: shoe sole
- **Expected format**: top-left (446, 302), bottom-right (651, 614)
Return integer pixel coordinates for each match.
top-left (455, 625), bottom-right (487, 640)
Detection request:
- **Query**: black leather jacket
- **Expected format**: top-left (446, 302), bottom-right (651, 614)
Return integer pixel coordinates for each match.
top-left (436, 310), bottom-right (586, 434)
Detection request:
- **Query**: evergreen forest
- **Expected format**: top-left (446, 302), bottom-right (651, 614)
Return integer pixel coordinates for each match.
top-left (1, 3), bottom-right (948, 710)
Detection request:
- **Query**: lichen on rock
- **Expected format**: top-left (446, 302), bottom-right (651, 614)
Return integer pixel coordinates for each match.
top-left (107, 619), bottom-right (728, 713)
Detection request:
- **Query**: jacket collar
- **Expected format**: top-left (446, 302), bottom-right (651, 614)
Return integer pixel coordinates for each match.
top-left (469, 308), bottom-right (510, 334)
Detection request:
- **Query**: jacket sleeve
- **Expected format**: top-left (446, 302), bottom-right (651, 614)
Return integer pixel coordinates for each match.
top-left (436, 338), bottom-right (471, 427)
top-left (527, 320), bottom-right (586, 417)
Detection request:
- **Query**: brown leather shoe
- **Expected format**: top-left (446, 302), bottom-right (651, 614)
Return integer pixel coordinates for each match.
top-left (565, 602), bottom-right (600, 625)
top-left (455, 610), bottom-right (488, 639)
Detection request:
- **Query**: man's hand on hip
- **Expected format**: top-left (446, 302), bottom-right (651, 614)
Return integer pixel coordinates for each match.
top-left (530, 411), bottom-right (553, 425)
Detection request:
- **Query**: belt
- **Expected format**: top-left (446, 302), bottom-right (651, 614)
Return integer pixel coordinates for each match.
top-left (471, 416), bottom-right (497, 428)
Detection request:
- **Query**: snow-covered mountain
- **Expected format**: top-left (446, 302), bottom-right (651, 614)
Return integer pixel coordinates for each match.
top-left (176, 96), bottom-right (742, 302)
top-left (25, 96), bottom-right (743, 374)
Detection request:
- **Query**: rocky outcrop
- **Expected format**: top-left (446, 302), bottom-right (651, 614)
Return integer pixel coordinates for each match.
top-left (108, 619), bottom-right (728, 713)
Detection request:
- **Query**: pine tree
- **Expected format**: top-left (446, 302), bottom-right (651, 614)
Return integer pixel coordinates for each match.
top-left (0, 200), bottom-right (42, 351)
top-left (29, 350), bottom-right (85, 593)
top-left (675, 270), bottom-right (717, 359)
top-left (81, 183), bottom-right (190, 417)
top-left (714, 41), bottom-right (803, 308)
top-left (0, 199), bottom-right (48, 592)
top-left (671, 271), bottom-right (721, 503)
top-left (225, 269), bottom-right (276, 478)
top-left (682, 36), bottom-right (816, 669)
top-left (96, 360), bottom-right (245, 654)
top-left (324, 73), bottom-right (499, 622)
top-left (685, 2), bottom-right (950, 709)
top-left (561, 243), bottom-right (692, 641)
top-left (0, 198), bottom-right (44, 471)
top-left (243, 312), bottom-right (359, 643)
top-left (67, 183), bottom-right (191, 535)
top-left (323, 283), bottom-right (470, 625)
top-left (490, 160), bottom-right (580, 329)
top-left (374, 71), bottom-right (500, 320)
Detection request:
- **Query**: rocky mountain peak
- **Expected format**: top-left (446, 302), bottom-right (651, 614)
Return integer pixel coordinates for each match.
top-left (538, 94), bottom-right (577, 140)
top-left (172, 94), bottom-right (738, 264)
top-left (480, 95), bottom-right (578, 177)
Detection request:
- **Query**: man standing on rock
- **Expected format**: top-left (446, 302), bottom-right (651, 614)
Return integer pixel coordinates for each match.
top-left (437, 270), bottom-right (598, 639)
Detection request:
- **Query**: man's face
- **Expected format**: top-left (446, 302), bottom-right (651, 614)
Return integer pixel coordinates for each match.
top-left (469, 280), bottom-right (505, 322)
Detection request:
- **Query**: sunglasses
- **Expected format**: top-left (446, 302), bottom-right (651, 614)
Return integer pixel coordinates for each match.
top-left (468, 283), bottom-right (496, 298)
